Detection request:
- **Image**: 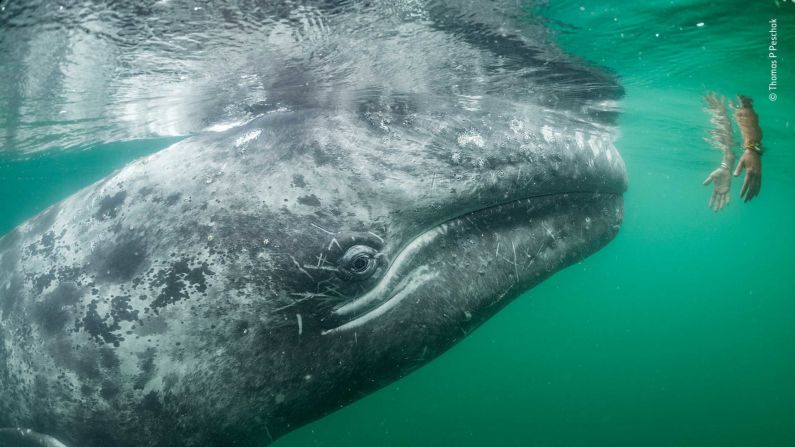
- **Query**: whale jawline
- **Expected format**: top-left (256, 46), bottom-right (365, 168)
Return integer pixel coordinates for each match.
top-left (323, 191), bottom-right (623, 334)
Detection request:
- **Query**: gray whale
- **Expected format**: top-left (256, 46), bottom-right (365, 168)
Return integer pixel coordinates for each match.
top-left (0, 1), bottom-right (627, 446)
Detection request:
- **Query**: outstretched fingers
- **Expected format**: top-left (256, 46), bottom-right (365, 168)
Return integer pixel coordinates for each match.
top-left (718, 194), bottom-right (728, 211)
top-left (746, 176), bottom-right (761, 202)
top-left (740, 174), bottom-right (751, 200)
top-left (710, 192), bottom-right (728, 212)
top-left (705, 93), bottom-right (722, 108)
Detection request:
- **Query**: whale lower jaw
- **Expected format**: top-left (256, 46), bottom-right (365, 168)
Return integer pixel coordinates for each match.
top-left (323, 192), bottom-right (623, 335)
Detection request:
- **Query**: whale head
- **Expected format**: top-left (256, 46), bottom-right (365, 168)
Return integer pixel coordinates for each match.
top-left (213, 87), bottom-right (626, 436)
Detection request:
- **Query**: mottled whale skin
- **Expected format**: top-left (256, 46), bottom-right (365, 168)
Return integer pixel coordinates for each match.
top-left (0, 1), bottom-right (626, 446)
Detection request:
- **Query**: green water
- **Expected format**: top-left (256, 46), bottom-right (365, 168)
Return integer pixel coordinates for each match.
top-left (1, 1), bottom-right (794, 446)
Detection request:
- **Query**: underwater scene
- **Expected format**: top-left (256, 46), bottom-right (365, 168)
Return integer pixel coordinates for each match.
top-left (0, 0), bottom-right (793, 446)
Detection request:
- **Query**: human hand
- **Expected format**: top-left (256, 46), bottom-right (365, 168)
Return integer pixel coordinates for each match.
top-left (703, 165), bottom-right (732, 212)
top-left (705, 92), bottom-right (724, 110)
top-left (729, 95), bottom-right (753, 110)
top-left (734, 149), bottom-right (762, 202)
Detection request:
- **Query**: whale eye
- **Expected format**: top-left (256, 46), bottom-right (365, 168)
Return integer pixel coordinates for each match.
top-left (338, 245), bottom-right (379, 280)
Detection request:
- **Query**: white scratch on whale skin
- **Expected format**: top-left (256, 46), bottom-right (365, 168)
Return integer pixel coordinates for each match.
top-left (234, 129), bottom-right (261, 147)
top-left (310, 222), bottom-right (334, 235)
top-left (290, 255), bottom-right (314, 280)
top-left (296, 314), bottom-right (303, 335)
top-left (327, 238), bottom-right (342, 251)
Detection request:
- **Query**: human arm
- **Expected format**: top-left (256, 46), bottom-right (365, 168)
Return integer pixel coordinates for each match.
top-left (702, 93), bottom-right (735, 212)
top-left (730, 95), bottom-right (762, 202)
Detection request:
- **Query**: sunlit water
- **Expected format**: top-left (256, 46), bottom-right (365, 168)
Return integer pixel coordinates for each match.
top-left (1, 0), bottom-right (794, 446)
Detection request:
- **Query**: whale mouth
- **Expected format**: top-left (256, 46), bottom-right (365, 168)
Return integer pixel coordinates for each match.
top-left (322, 191), bottom-right (623, 335)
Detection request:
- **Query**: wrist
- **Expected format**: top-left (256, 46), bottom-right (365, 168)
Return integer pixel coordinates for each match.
top-left (744, 142), bottom-right (762, 155)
